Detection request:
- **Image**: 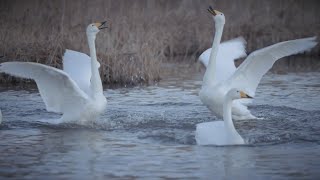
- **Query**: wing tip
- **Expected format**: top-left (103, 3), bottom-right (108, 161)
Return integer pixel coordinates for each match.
top-left (297, 36), bottom-right (317, 44)
top-left (63, 49), bottom-right (75, 57)
top-left (307, 36), bottom-right (317, 41)
top-left (235, 36), bottom-right (247, 45)
top-left (300, 36), bottom-right (318, 51)
top-left (228, 36), bottom-right (248, 58)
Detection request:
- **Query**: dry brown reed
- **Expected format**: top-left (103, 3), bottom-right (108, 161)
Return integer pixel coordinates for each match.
top-left (0, 0), bottom-right (319, 86)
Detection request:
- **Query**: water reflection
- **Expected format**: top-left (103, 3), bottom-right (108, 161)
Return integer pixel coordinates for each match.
top-left (0, 63), bottom-right (320, 178)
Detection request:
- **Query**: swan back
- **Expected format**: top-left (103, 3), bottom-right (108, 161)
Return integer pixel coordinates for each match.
top-left (196, 89), bottom-right (248, 146)
top-left (196, 121), bottom-right (244, 146)
top-left (196, 121), bottom-right (227, 145)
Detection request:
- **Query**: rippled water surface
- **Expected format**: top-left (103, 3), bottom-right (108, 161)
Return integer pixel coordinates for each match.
top-left (0, 64), bottom-right (320, 179)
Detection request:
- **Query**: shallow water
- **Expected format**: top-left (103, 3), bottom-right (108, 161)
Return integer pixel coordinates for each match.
top-left (0, 64), bottom-right (320, 179)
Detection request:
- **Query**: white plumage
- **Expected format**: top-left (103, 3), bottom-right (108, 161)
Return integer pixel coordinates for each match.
top-left (0, 62), bottom-right (89, 114)
top-left (0, 22), bottom-right (108, 124)
top-left (63, 49), bottom-right (92, 95)
top-left (199, 7), bottom-right (318, 120)
top-left (223, 37), bottom-right (317, 97)
top-left (201, 37), bottom-right (317, 120)
top-left (199, 37), bottom-right (247, 82)
top-left (196, 89), bottom-right (248, 146)
top-left (62, 49), bottom-right (102, 95)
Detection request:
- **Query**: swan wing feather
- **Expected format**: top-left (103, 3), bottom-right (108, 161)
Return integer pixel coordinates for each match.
top-left (224, 37), bottom-right (317, 96)
top-left (63, 49), bottom-right (100, 95)
top-left (199, 37), bottom-right (247, 82)
top-left (0, 62), bottom-right (89, 113)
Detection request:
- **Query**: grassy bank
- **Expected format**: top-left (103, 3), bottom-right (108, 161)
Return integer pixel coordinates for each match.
top-left (0, 0), bottom-right (319, 86)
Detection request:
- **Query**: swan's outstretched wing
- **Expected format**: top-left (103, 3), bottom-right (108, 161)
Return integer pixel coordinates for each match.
top-left (63, 49), bottom-right (99, 95)
top-left (0, 62), bottom-right (89, 113)
top-left (224, 37), bottom-right (317, 96)
top-left (199, 37), bottom-right (247, 82)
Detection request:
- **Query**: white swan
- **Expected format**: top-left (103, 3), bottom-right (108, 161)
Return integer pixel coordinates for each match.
top-left (0, 22), bottom-right (108, 124)
top-left (199, 37), bottom-right (247, 82)
top-left (196, 89), bottom-right (252, 145)
top-left (199, 7), bottom-right (318, 120)
top-left (200, 7), bottom-right (247, 84)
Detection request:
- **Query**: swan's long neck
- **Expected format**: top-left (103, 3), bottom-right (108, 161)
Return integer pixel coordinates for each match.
top-left (223, 96), bottom-right (237, 134)
top-left (87, 34), bottom-right (103, 99)
top-left (203, 22), bottom-right (224, 87)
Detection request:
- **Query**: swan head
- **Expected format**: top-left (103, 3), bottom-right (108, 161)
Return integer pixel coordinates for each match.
top-left (207, 6), bottom-right (225, 25)
top-left (86, 21), bottom-right (107, 36)
top-left (228, 88), bottom-right (252, 100)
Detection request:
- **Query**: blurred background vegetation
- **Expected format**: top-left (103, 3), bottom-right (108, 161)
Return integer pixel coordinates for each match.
top-left (0, 0), bottom-right (319, 86)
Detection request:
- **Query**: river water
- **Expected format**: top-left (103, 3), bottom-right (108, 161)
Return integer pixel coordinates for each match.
top-left (0, 63), bottom-right (320, 179)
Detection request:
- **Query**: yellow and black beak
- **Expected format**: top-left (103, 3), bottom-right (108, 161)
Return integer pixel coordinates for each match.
top-left (207, 6), bottom-right (222, 16)
top-left (240, 91), bottom-right (253, 99)
top-left (94, 21), bottom-right (108, 30)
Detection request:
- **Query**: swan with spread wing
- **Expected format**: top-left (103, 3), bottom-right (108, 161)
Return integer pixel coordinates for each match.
top-left (0, 22), bottom-right (108, 124)
top-left (199, 6), bottom-right (317, 120)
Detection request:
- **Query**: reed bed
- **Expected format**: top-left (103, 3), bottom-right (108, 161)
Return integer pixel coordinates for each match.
top-left (0, 0), bottom-right (319, 86)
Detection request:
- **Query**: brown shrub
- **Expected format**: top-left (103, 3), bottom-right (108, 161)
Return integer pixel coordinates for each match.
top-left (0, 0), bottom-right (319, 86)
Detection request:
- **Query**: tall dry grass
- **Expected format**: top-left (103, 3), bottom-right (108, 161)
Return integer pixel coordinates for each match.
top-left (0, 0), bottom-right (319, 85)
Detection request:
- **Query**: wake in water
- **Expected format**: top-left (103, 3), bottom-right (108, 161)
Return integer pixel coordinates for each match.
top-left (1, 72), bottom-right (320, 180)
top-left (1, 102), bottom-right (319, 146)
top-left (0, 72), bottom-right (320, 146)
